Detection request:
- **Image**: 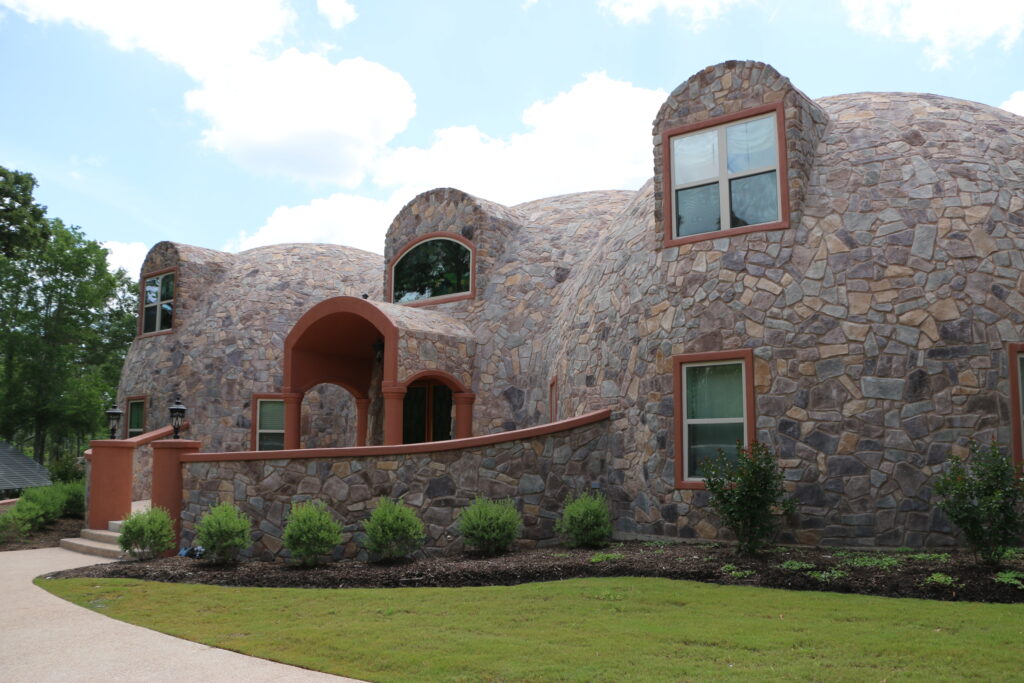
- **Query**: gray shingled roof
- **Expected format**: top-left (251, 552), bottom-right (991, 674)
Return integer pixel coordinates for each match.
top-left (0, 441), bottom-right (51, 491)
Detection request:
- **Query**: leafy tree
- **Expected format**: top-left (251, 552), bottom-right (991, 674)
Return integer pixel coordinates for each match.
top-left (0, 166), bottom-right (135, 463)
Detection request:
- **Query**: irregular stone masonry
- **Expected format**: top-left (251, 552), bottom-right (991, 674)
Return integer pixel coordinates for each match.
top-left (180, 419), bottom-right (611, 560)
top-left (121, 60), bottom-right (1024, 548)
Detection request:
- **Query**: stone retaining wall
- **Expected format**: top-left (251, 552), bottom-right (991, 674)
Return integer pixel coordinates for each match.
top-left (180, 417), bottom-right (611, 561)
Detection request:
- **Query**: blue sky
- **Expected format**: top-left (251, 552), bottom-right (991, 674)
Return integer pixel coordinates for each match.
top-left (1, 0), bottom-right (1021, 276)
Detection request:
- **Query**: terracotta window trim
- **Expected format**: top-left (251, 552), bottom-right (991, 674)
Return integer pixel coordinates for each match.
top-left (386, 232), bottom-right (476, 306)
top-left (137, 266), bottom-right (178, 337)
top-left (1010, 343), bottom-right (1024, 472)
top-left (549, 376), bottom-right (558, 423)
top-left (251, 393), bottom-right (287, 451)
top-left (124, 395), bottom-right (146, 439)
top-left (672, 349), bottom-right (756, 490)
top-left (661, 102), bottom-right (790, 249)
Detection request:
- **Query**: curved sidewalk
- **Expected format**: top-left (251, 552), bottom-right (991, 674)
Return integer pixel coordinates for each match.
top-left (1, 547), bottom-right (361, 682)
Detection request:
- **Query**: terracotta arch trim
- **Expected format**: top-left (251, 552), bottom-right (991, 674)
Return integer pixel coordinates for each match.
top-left (386, 231), bottom-right (476, 306)
top-left (401, 369), bottom-right (470, 394)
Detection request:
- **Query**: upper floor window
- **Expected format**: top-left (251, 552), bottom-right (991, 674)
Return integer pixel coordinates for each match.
top-left (256, 399), bottom-right (285, 451)
top-left (126, 398), bottom-right (145, 438)
top-left (392, 237), bottom-right (471, 304)
top-left (1011, 343), bottom-right (1024, 471)
top-left (666, 109), bottom-right (784, 244)
top-left (142, 271), bottom-right (174, 333)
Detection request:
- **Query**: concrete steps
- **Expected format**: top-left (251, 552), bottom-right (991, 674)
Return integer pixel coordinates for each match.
top-left (60, 500), bottom-right (152, 559)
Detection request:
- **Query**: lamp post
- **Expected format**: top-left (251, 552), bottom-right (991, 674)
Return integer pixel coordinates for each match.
top-left (105, 403), bottom-right (123, 439)
top-left (169, 396), bottom-right (186, 439)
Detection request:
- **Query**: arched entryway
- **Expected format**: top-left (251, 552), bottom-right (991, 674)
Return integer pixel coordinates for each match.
top-left (401, 370), bottom-right (474, 443)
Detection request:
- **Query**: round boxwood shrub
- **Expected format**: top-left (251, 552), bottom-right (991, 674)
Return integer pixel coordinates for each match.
top-left (119, 507), bottom-right (175, 560)
top-left (556, 491), bottom-right (612, 548)
top-left (283, 500), bottom-right (342, 567)
top-left (458, 497), bottom-right (522, 556)
top-left (54, 481), bottom-right (85, 519)
top-left (363, 497), bottom-right (425, 562)
top-left (196, 502), bottom-right (252, 564)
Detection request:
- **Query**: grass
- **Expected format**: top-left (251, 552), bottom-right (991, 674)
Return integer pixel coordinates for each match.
top-left (38, 576), bottom-right (1024, 681)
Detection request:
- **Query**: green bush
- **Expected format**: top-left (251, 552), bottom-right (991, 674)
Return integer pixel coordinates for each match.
top-left (0, 500), bottom-right (47, 540)
top-left (20, 486), bottom-right (67, 525)
top-left (363, 498), bottom-right (424, 561)
top-left (49, 455), bottom-right (84, 483)
top-left (703, 441), bottom-right (795, 555)
top-left (53, 480), bottom-right (85, 519)
top-left (934, 440), bottom-right (1024, 566)
top-left (283, 500), bottom-right (342, 567)
top-left (119, 507), bottom-right (175, 560)
top-left (458, 497), bottom-right (522, 556)
top-left (555, 491), bottom-right (612, 548)
top-left (196, 503), bottom-right (252, 564)
top-left (0, 512), bottom-right (20, 542)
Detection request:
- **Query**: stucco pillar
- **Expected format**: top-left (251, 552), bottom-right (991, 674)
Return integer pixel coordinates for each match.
top-left (355, 398), bottom-right (370, 447)
top-left (150, 439), bottom-right (201, 554)
top-left (453, 392), bottom-right (475, 439)
top-left (86, 440), bottom-right (135, 530)
top-left (282, 392), bottom-right (303, 450)
top-left (381, 383), bottom-right (406, 445)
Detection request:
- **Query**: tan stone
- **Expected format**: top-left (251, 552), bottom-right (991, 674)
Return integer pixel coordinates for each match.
top-left (820, 344), bottom-right (849, 358)
top-left (929, 298), bottom-right (960, 321)
top-left (838, 431), bottom-right (859, 454)
top-left (786, 406), bottom-right (809, 421)
top-left (745, 319), bottom-right (764, 337)
top-left (842, 322), bottom-right (869, 341)
top-left (695, 519), bottom-right (718, 539)
top-left (898, 310), bottom-right (927, 326)
top-left (849, 293), bottom-right (872, 315)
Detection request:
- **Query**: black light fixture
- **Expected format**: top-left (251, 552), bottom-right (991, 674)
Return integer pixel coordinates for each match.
top-left (105, 403), bottom-right (124, 439)
top-left (169, 395), bottom-right (187, 439)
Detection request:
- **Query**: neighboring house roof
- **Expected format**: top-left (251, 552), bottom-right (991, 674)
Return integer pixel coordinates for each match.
top-left (0, 441), bottom-right (51, 491)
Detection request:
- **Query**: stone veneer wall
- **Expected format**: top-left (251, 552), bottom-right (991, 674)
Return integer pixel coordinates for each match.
top-left (180, 417), bottom-right (611, 561)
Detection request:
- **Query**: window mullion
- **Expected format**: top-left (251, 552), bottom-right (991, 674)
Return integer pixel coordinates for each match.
top-left (718, 128), bottom-right (729, 231)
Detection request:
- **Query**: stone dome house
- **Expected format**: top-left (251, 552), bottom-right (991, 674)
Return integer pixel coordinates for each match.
top-left (115, 61), bottom-right (1024, 554)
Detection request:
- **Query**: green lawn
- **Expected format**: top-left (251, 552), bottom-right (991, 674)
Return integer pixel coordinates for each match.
top-left (39, 577), bottom-right (1024, 681)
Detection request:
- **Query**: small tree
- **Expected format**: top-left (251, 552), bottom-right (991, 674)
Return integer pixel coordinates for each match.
top-left (703, 441), bottom-right (794, 555)
top-left (934, 441), bottom-right (1023, 566)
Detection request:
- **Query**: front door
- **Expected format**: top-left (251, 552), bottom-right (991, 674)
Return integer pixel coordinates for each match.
top-left (402, 381), bottom-right (453, 444)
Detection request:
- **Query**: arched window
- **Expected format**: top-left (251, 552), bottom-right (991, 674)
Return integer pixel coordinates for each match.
top-left (392, 237), bottom-right (471, 303)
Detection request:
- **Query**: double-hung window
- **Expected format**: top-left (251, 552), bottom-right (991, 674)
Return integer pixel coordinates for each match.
top-left (668, 110), bottom-right (782, 240)
top-left (126, 399), bottom-right (145, 438)
top-left (673, 350), bottom-right (754, 488)
top-left (1011, 344), bottom-right (1024, 471)
top-left (256, 399), bottom-right (285, 451)
top-left (142, 272), bottom-right (175, 333)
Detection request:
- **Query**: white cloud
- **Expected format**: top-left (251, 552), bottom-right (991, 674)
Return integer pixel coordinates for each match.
top-left (842, 0), bottom-right (1024, 68)
top-left (599, 0), bottom-right (748, 27)
top-left (185, 51), bottom-right (415, 184)
top-left (226, 192), bottom-right (401, 255)
top-left (1001, 91), bottom-right (1024, 116)
top-left (373, 72), bottom-right (666, 206)
top-left (103, 240), bottom-right (149, 276)
top-left (317, 0), bottom-right (356, 29)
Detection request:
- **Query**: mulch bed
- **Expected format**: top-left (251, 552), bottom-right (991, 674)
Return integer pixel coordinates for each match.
top-left (0, 517), bottom-right (84, 552)
top-left (46, 541), bottom-right (1024, 604)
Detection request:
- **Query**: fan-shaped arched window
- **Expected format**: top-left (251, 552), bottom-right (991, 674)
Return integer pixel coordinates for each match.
top-left (392, 237), bottom-right (472, 303)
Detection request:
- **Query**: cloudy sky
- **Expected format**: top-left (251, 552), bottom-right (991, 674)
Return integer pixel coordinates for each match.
top-left (1, 0), bottom-right (1022, 276)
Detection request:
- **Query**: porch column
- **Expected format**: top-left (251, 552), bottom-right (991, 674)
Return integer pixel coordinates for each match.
top-left (453, 392), bottom-right (475, 439)
top-left (381, 382), bottom-right (406, 445)
top-left (355, 398), bottom-right (370, 447)
top-left (151, 438), bottom-right (201, 555)
top-left (86, 440), bottom-right (135, 530)
top-left (282, 392), bottom-right (302, 450)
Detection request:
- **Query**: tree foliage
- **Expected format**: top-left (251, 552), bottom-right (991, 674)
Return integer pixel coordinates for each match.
top-left (0, 165), bottom-right (136, 463)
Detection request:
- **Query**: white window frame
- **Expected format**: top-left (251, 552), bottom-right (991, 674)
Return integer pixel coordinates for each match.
top-left (681, 359), bottom-right (748, 482)
top-left (391, 236), bottom-right (473, 304)
top-left (256, 399), bottom-right (285, 451)
top-left (670, 112), bottom-right (781, 239)
top-left (142, 271), bottom-right (174, 333)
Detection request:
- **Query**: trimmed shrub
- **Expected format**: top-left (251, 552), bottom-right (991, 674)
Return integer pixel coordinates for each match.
top-left (0, 512), bottom-right (20, 542)
top-left (49, 455), bottom-right (84, 483)
top-left (555, 491), bottom-right (612, 548)
top-left (20, 486), bottom-right (67, 525)
top-left (196, 503), bottom-right (252, 564)
top-left (0, 500), bottom-right (46, 540)
top-left (363, 498), bottom-right (425, 561)
top-left (458, 497), bottom-right (522, 556)
top-left (54, 480), bottom-right (85, 519)
top-left (935, 440), bottom-right (1024, 566)
top-left (283, 500), bottom-right (342, 567)
top-left (119, 507), bottom-right (175, 560)
top-left (703, 441), bottom-right (795, 555)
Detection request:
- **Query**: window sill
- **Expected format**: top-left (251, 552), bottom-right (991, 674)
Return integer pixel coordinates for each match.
top-left (397, 291), bottom-right (474, 307)
top-left (662, 219), bottom-right (789, 249)
top-left (675, 480), bottom-right (708, 490)
top-left (136, 328), bottom-right (175, 339)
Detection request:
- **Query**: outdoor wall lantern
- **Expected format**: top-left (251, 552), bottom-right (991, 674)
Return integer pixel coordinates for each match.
top-left (169, 396), bottom-right (187, 439)
top-left (105, 403), bottom-right (123, 439)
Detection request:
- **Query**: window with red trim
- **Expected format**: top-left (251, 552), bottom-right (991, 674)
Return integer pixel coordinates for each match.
top-left (141, 271), bottom-right (175, 333)
top-left (1011, 343), bottom-right (1024, 470)
top-left (673, 350), bottom-right (755, 488)
top-left (392, 238), bottom-right (471, 303)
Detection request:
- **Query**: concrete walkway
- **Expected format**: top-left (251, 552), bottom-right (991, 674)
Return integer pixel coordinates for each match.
top-left (1, 547), bottom-right (362, 682)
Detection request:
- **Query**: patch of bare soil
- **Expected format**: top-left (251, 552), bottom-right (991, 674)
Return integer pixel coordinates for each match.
top-left (46, 541), bottom-right (1024, 603)
top-left (0, 517), bottom-right (85, 552)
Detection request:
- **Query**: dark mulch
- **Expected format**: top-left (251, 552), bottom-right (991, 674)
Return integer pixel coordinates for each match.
top-left (0, 517), bottom-right (85, 552)
top-left (46, 541), bottom-right (1024, 604)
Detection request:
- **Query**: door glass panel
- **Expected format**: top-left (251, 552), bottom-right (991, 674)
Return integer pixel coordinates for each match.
top-left (403, 386), bottom-right (428, 444)
top-left (672, 130), bottom-right (718, 184)
top-left (729, 171), bottom-right (778, 228)
top-left (431, 385), bottom-right (453, 441)
top-left (675, 183), bottom-right (720, 237)
top-left (726, 116), bottom-right (776, 173)
top-left (685, 364), bottom-right (743, 419)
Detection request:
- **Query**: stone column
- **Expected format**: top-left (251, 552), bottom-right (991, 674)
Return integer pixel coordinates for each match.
top-left (355, 398), bottom-right (370, 447)
top-left (381, 382), bottom-right (406, 445)
top-left (453, 392), bottom-right (476, 439)
top-left (86, 440), bottom-right (135, 530)
top-left (282, 392), bottom-right (303, 450)
top-left (150, 439), bottom-right (201, 555)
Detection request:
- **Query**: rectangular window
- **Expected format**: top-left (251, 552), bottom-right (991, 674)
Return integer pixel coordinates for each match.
top-left (549, 377), bottom-right (558, 423)
top-left (257, 399), bottom-right (285, 451)
top-left (141, 271), bottom-right (175, 333)
top-left (126, 399), bottom-right (145, 438)
top-left (673, 349), bottom-right (755, 488)
top-left (1011, 344), bottom-right (1024, 471)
